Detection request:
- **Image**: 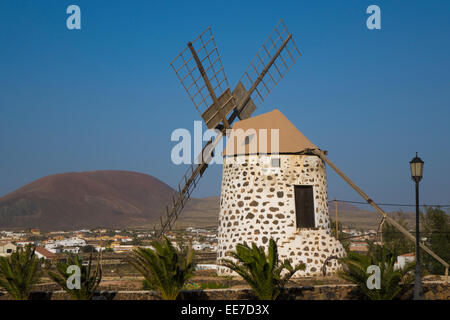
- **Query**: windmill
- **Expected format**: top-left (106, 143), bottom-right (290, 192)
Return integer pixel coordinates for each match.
top-left (155, 20), bottom-right (301, 236)
top-left (156, 20), bottom-right (449, 278)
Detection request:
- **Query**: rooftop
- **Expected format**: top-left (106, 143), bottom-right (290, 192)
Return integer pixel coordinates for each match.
top-left (35, 246), bottom-right (57, 259)
top-left (223, 109), bottom-right (318, 156)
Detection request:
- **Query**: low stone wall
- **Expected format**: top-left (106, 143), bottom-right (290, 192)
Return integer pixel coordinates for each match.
top-left (0, 283), bottom-right (448, 300)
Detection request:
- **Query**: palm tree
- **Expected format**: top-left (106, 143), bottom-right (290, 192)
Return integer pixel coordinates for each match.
top-left (220, 238), bottom-right (305, 300)
top-left (338, 243), bottom-right (415, 300)
top-left (127, 236), bottom-right (195, 300)
top-left (47, 252), bottom-right (102, 300)
top-left (0, 245), bottom-right (43, 300)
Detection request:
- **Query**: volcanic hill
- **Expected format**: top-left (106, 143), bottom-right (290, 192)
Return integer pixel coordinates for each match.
top-left (0, 170), bottom-right (178, 230)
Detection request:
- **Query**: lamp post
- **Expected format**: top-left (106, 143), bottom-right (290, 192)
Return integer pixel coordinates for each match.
top-left (410, 152), bottom-right (424, 300)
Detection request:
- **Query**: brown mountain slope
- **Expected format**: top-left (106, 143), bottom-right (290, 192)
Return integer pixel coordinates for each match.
top-left (0, 171), bottom-right (176, 230)
top-left (174, 196), bottom-right (221, 229)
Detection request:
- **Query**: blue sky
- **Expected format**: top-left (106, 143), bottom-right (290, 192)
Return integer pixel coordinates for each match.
top-left (0, 1), bottom-right (449, 210)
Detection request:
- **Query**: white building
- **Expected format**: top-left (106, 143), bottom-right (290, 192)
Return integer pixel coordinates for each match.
top-left (0, 242), bottom-right (17, 257)
top-left (195, 264), bottom-right (219, 271)
top-left (15, 241), bottom-right (34, 247)
top-left (35, 247), bottom-right (57, 260)
top-left (61, 247), bottom-right (80, 254)
top-left (45, 237), bottom-right (86, 251)
top-left (44, 246), bottom-right (62, 253)
top-left (113, 245), bottom-right (134, 253)
top-left (396, 252), bottom-right (415, 270)
top-left (192, 242), bottom-right (214, 251)
top-left (217, 110), bottom-right (345, 277)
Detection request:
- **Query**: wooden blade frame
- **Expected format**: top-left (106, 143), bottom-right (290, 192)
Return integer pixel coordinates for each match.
top-left (171, 27), bottom-right (234, 129)
top-left (236, 19), bottom-right (301, 118)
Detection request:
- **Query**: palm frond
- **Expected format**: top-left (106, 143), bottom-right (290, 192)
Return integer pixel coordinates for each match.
top-left (338, 244), bottom-right (416, 300)
top-left (126, 236), bottom-right (195, 300)
top-left (47, 252), bottom-right (102, 300)
top-left (0, 245), bottom-right (43, 300)
top-left (220, 238), bottom-right (304, 300)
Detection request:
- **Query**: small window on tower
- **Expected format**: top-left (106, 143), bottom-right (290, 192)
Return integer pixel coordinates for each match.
top-left (244, 134), bottom-right (254, 145)
top-left (271, 158), bottom-right (280, 167)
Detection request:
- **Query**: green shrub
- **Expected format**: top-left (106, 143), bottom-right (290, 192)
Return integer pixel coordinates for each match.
top-left (0, 245), bottom-right (43, 300)
top-left (127, 236), bottom-right (195, 300)
top-left (221, 238), bottom-right (305, 300)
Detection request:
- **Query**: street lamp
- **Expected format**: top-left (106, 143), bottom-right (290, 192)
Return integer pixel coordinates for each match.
top-left (410, 152), bottom-right (424, 300)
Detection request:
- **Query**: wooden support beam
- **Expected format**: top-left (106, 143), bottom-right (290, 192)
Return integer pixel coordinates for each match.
top-left (311, 148), bottom-right (449, 269)
top-left (380, 218), bottom-right (385, 245)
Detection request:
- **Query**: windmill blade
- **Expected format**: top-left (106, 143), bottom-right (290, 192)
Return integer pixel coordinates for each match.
top-left (170, 27), bottom-right (236, 129)
top-left (159, 27), bottom-right (236, 237)
top-left (231, 19), bottom-right (301, 121)
top-left (155, 161), bottom-right (208, 237)
top-left (155, 137), bottom-right (218, 237)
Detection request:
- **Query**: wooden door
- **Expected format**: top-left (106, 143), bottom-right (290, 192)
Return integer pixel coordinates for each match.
top-left (294, 185), bottom-right (315, 228)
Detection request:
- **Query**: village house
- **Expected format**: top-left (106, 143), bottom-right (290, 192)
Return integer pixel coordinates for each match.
top-left (112, 235), bottom-right (133, 243)
top-left (61, 247), bottom-right (80, 254)
top-left (112, 244), bottom-right (135, 253)
top-left (195, 264), bottom-right (219, 271)
top-left (35, 246), bottom-right (57, 260)
top-left (0, 242), bottom-right (17, 257)
top-left (95, 246), bottom-right (106, 252)
top-left (45, 237), bottom-right (86, 248)
top-left (48, 231), bottom-right (67, 236)
top-left (15, 241), bottom-right (34, 247)
top-left (396, 252), bottom-right (415, 270)
top-left (349, 241), bottom-right (369, 254)
top-left (192, 241), bottom-right (214, 251)
top-left (1, 231), bottom-right (26, 239)
top-left (30, 229), bottom-right (41, 235)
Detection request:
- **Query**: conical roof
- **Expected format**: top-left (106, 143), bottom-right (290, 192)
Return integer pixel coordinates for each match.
top-left (223, 109), bottom-right (318, 156)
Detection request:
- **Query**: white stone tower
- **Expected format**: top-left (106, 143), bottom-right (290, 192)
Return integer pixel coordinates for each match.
top-left (217, 109), bottom-right (345, 276)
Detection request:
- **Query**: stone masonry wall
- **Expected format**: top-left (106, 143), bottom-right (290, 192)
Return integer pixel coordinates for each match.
top-left (217, 154), bottom-right (346, 276)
